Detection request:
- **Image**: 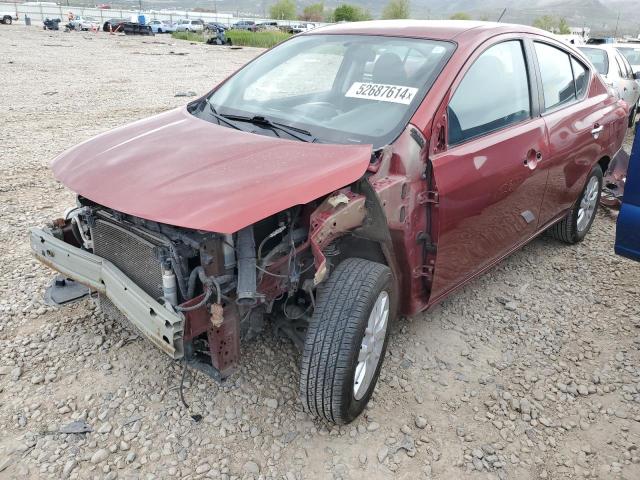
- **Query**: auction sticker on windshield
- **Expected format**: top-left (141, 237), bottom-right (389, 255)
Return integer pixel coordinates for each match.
top-left (345, 82), bottom-right (419, 105)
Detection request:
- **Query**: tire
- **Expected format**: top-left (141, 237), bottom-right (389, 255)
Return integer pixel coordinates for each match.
top-left (548, 164), bottom-right (602, 244)
top-left (3, 16), bottom-right (12, 25)
top-left (300, 258), bottom-right (394, 424)
top-left (157, 28), bottom-right (162, 33)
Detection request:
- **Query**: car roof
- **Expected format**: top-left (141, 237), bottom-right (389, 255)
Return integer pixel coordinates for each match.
top-left (579, 44), bottom-right (617, 53)
top-left (307, 20), bottom-right (544, 41)
top-left (611, 43), bottom-right (640, 50)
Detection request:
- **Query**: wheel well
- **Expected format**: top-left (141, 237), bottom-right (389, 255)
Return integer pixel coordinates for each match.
top-left (598, 156), bottom-right (611, 175)
top-left (332, 236), bottom-right (388, 270)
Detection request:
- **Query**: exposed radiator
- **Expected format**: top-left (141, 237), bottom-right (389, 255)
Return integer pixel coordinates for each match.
top-left (91, 217), bottom-right (166, 300)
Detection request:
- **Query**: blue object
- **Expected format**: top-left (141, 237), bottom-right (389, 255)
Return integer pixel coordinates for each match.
top-left (138, 14), bottom-right (145, 25)
top-left (615, 124), bottom-right (640, 261)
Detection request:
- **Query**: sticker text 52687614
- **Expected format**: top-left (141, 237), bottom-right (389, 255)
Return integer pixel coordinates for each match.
top-left (345, 82), bottom-right (419, 105)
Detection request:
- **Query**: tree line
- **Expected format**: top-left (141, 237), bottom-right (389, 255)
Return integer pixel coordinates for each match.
top-left (269, 0), bottom-right (572, 34)
top-left (270, 0), bottom-right (410, 22)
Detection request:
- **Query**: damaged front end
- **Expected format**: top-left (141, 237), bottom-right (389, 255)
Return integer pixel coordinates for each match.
top-left (31, 197), bottom-right (321, 380)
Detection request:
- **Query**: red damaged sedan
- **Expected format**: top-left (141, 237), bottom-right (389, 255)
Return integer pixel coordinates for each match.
top-left (31, 21), bottom-right (628, 424)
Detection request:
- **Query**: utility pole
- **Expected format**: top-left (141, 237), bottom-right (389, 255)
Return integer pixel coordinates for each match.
top-left (138, 0), bottom-right (142, 12)
top-left (614, 11), bottom-right (620, 38)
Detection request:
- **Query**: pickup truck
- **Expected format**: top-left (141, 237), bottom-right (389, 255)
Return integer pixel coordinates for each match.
top-left (1, 10), bottom-right (18, 24)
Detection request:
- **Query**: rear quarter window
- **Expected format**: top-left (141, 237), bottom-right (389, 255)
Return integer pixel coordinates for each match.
top-left (535, 43), bottom-right (577, 110)
top-left (571, 57), bottom-right (589, 99)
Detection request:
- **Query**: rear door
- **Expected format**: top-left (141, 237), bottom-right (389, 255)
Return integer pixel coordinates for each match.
top-left (428, 37), bottom-right (550, 301)
top-left (532, 40), bottom-right (609, 224)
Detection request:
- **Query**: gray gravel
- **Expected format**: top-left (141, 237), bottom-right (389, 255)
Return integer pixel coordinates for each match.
top-left (1, 25), bottom-right (640, 480)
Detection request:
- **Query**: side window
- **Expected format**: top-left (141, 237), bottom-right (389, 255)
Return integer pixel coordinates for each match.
top-left (448, 41), bottom-right (531, 146)
top-left (614, 55), bottom-right (625, 77)
top-left (617, 53), bottom-right (632, 79)
top-left (571, 57), bottom-right (589, 98)
top-left (535, 42), bottom-right (575, 110)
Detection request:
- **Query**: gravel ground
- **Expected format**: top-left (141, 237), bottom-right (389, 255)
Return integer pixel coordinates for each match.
top-left (1, 25), bottom-right (640, 480)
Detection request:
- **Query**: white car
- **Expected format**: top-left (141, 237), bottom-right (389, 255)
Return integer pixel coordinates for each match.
top-left (69, 16), bottom-right (100, 31)
top-left (175, 19), bottom-right (204, 33)
top-left (1, 10), bottom-right (18, 24)
top-left (147, 19), bottom-right (176, 33)
top-left (614, 43), bottom-right (640, 98)
top-left (579, 44), bottom-right (640, 127)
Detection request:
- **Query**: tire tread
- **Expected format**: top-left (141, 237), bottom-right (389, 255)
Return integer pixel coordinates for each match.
top-left (299, 258), bottom-right (389, 424)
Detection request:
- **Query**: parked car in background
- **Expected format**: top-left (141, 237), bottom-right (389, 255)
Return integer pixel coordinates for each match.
top-left (31, 21), bottom-right (628, 425)
top-left (256, 21), bottom-right (279, 31)
top-left (69, 16), bottom-right (100, 31)
top-left (615, 125), bottom-right (640, 261)
top-left (281, 22), bottom-right (315, 34)
top-left (147, 19), bottom-right (175, 33)
top-left (587, 37), bottom-right (615, 45)
top-left (175, 19), bottom-right (204, 32)
top-left (43, 17), bottom-right (61, 30)
top-left (204, 22), bottom-right (227, 32)
top-left (232, 20), bottom-right (256, 31)
top-left (614, 43), bottom-right (640, 90)
top-left (102, 17), bottom-right (125, 32)
top-left (579, 45), bottom-right (640, 127)
top-left (0, 10), bottom-right (18, 24)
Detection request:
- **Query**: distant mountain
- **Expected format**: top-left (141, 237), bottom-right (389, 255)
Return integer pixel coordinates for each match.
top-left (86, 0), bottom-right (640, 35)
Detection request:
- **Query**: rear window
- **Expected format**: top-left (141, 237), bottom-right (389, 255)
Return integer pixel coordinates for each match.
top-left (618, 47), bottom-right (640, 66)
top-left (579, 47), bottom-right (609, 75)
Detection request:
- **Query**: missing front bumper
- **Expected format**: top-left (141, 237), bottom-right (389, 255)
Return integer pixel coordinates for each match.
top-left (30, 227), bottom-right (185, 359)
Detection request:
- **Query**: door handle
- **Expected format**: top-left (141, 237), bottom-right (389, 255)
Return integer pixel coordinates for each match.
top-left (523, 149), bottom-right (541, 169)
top-left (591, 124), bottom-right (604, 139)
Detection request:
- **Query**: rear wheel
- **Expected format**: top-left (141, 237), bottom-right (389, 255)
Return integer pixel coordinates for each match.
top-left (548, 164), bottom-right (602, 244)
top-left (3, 16), bottom-right (12, 25)
top-left (299, 258), bottom-right (394, 424)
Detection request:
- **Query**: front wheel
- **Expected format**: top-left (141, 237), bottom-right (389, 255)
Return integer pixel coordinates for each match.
top-left (548, 164), bottom-right (602, 244)
top-left (4, 16), bottom-right (13, 25)
top-left (299, 258), bottom-right (394, 424)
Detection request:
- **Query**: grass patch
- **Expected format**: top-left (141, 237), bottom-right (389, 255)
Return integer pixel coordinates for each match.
top-left (171, 30), bottom-right (292, 48)
top-left (226, 30), bottom-right (292, 48)
top-left (171, 31), bottom-right (206, 42)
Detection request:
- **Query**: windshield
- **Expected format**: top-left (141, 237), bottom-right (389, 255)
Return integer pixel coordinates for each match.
top-left (579, 47), bottom-right (609, 75)
top-left (618, 47), bottom-right (640, 67)
top-left (198, 34), bottom-right (455, 148)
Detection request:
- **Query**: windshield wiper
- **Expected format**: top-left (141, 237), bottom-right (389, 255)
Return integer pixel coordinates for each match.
top-left (207, 103), bottom-right (243, 131)
top-left (222, 114), bottom-right (316, 143)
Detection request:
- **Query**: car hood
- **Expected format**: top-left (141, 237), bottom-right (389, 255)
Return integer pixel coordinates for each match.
top-left (52, 107), bottom-right (372, 233)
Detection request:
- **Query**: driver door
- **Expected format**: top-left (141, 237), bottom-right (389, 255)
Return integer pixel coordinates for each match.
top-left (428, 37), bottom-right (550, 302)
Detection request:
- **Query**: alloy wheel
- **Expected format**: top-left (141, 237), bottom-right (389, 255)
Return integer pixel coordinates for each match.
top-left (577, 176), bottom-right (599, 232)
top-left (353, 290), bottom-right (389, 400)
